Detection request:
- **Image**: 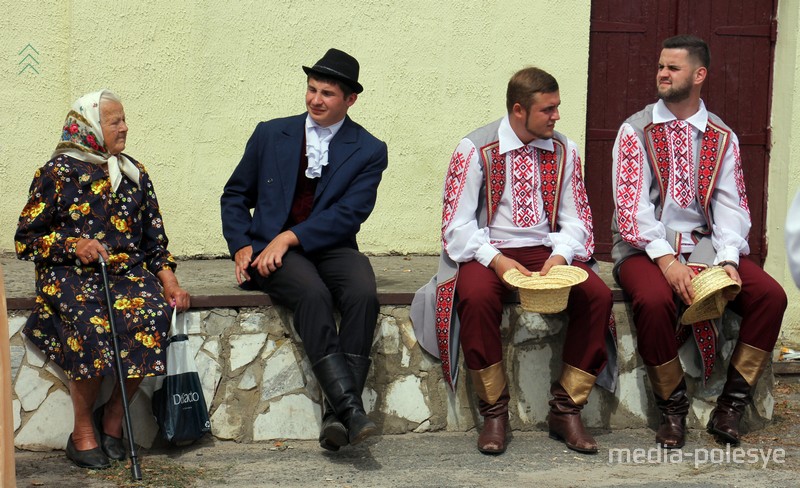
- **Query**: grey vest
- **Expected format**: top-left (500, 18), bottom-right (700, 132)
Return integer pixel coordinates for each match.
top-left (611, 104), bottom-right (734, 281)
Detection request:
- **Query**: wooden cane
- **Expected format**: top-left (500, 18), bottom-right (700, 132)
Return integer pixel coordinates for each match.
top-left (0, 266), bottom-right (17, 487)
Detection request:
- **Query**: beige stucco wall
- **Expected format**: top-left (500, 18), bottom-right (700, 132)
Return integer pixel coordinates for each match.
top-left (1, 2), bottom-right (797, 342)
top-left (768, 0), bottom-right (800, 344)
top-left (0, 0), bottom-right (590, 258)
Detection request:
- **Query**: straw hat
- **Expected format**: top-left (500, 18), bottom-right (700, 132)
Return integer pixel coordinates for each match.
top-left (503, 265), bottom-right (589, 314)
top-left (680, 266), bottom-right (742, 325)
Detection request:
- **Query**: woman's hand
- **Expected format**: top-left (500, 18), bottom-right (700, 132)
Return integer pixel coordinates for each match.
top-left (75, 238), bottom-right (109, 265)
top-left (157, 269), bottom-right (191, 311)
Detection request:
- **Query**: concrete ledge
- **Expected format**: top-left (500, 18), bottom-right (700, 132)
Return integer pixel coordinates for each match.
top-left (1, 255), bottom-right (627, 309)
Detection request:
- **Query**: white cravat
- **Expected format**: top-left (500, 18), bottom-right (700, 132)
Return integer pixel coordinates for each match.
top-left (305, 116), bottom-right (344, 179)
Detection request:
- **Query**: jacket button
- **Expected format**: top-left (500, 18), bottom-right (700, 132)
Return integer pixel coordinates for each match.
top-left (266, 178), bottom-right (273, 184)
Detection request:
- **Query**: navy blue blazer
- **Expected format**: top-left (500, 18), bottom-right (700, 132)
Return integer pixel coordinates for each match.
top-left (221, 113), bottom-right (388, 257)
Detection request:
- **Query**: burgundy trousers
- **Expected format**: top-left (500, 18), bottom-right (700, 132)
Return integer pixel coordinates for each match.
top-left (455, 246), bottom-right (611, 374)
top-left (617, 254), bottom-right (787, 366)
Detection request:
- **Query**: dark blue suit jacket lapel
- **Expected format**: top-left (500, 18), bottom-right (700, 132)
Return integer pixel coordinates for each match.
top-left (317, 116), bottom-right (359, 198)
top-left (276, 115), bottom-right (306, 210)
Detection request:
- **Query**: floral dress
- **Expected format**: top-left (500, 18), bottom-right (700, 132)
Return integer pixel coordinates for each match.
top-left (15, 155), bottom-right (175, 381)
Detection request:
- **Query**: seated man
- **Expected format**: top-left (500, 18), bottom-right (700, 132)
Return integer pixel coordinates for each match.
top-left (412, 67), bottom-right (613, 455)
top-left (221, 49), bottom-right (388, 451)
top-left (611, 35), bottom-right (787, 448)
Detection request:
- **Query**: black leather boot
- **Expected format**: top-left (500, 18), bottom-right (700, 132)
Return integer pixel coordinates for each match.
top-left (707, 367), bottom-right (751, 445)
top-left (707, 342), bottom-right (770, 446)
top-left (319, 354), bottom-right (374, 451)
top-left (312, 353), bottom-right (378, 446)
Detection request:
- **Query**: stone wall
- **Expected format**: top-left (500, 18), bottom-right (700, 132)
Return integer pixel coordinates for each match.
top-left (8, 304), bottom-right (773, 450)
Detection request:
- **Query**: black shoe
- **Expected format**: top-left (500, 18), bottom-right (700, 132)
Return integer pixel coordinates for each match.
top-left (319, 401), bottom-right (348, 452)
top-left (93, 404), bottom-right (127, 460)
top-left (312, 353), bottom-right (379, 446)
top-left (66, 434), bottom-right (111, 469)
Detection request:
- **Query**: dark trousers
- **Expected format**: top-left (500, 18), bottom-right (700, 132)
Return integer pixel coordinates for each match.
top-left (254, 247), bottom-right (379, 364)
top-left (617, 254), bottom-right (787, 366)
top-left (455, 246), bottom-right (611, 375)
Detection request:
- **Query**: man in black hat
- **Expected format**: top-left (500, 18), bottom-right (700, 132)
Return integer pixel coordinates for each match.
top-left (221, 48), bottom-right (388, 450)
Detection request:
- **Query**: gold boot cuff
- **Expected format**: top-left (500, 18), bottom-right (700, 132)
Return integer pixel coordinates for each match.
top-left (469, 362), bottom-right (507, 405)
top-left (731, 342), bottom-right (770, 386)
top-left (559, 364), bottom-right (597, 405)
top-left (646, 357), bottom-right (684, 400)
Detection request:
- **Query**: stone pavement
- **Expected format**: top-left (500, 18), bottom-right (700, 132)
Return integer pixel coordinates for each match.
top-left (13, 413), bottom-right (800, 488)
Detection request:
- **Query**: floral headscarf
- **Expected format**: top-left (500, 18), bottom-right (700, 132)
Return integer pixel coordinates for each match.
top-left (52, 89), bottom-right (140, 191)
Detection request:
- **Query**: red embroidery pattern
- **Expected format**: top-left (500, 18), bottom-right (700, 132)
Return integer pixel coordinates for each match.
top-left (731, 143), bottom-right (750, 216)
top-left (668, 120), bottom-right (694, 208)
top-left (481, 142), bottom-right (506, 223)
top-left (608, 313), bottom-right (617, 340)
top-left (615, 132), bottom-right (646, 246)
top-left (441, 148), bottom-right (474, 245)
top-left (570, 148), bottom-right (594, 260)
top-left (645, 124), bottom-right (671, 200)
top-left (539, 146), bottom-right (561, 229)
top-left (675, 263), bottom-right (719, 382)
top-left (697, 125), bottom-right (721, 214)
top-left (511, 146), bottom-right (538, 227)
top-left (434, 279), bottom-right (457, 388)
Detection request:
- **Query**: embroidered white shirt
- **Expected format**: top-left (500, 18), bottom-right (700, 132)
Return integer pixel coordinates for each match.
top-left (612, 99), bottom-right (751, 264)
top-left (442, 116), bottom-right (593, 267)
top-left (305, 115), bottom-right (345, 179)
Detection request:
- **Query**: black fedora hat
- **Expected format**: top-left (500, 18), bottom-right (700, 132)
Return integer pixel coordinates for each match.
top-left (302, 48), bottom-right (363, 94)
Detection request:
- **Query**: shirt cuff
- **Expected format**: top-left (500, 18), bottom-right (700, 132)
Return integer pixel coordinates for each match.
top-left (645, 239), bottom-right (676, 261)
top-left (714, 246), bottom-right (740, 266)
top-left (476, 243), bottom-right (500, 267)
top-left (550, 244), bottom-right (574, 265)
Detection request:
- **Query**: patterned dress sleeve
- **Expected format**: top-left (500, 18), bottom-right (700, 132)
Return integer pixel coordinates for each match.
top-left (544, 139), bottom-right (593, 263)
top-left (14, 165), bottom-right (80, 264)
top-left (709, 132), bottom-right (751, 264)
top-left (441, 138), bottom-right (498, 266)
top-left (612, 123), bottom-right (674, 259)
top-left (138, 167), bottom-right (176, 274)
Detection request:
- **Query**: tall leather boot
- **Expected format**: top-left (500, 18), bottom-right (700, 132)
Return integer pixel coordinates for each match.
top-left (548, 364), bottom-right (598, 454)
top-left (470, 362), bottom-right (510, 454)
top-left (319, 354), bottom-right (375, 451)
top-left (319, 399), bottom-right (346, 451)
top-left (312, 353), bottom-right (378, 446)
top-left (707, 342), bottom-right (770, 445)
top-left (646, 357), bottom-right (689, 449)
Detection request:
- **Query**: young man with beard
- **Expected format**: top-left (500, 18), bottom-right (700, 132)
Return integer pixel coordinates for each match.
top-left (611, 35), bottom-right (786, 448)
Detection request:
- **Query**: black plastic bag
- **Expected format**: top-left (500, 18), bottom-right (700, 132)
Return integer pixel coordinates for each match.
top-left (152, 311), bottom-right (211, 444)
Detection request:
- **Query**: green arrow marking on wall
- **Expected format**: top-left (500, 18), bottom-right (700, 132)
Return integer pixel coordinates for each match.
top-left (18, 44), bottom-right (39, 55)
top-left (18, 44), bottom-right (40, 75)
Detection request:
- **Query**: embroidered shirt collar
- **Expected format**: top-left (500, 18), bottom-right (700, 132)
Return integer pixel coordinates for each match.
top-left (498, 115), bottom-right (554, 155)
top-left (653, 99), bottom-right (708, 133)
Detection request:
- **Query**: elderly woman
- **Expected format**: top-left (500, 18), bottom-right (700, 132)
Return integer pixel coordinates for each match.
top-left (15, 90), bottom-right (189, 469)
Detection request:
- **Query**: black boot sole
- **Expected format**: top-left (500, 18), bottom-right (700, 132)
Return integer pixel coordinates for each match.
top-left (320, 422), bottom-right (348, 451)
top-left (707, 423), bottom-right (741, 446)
